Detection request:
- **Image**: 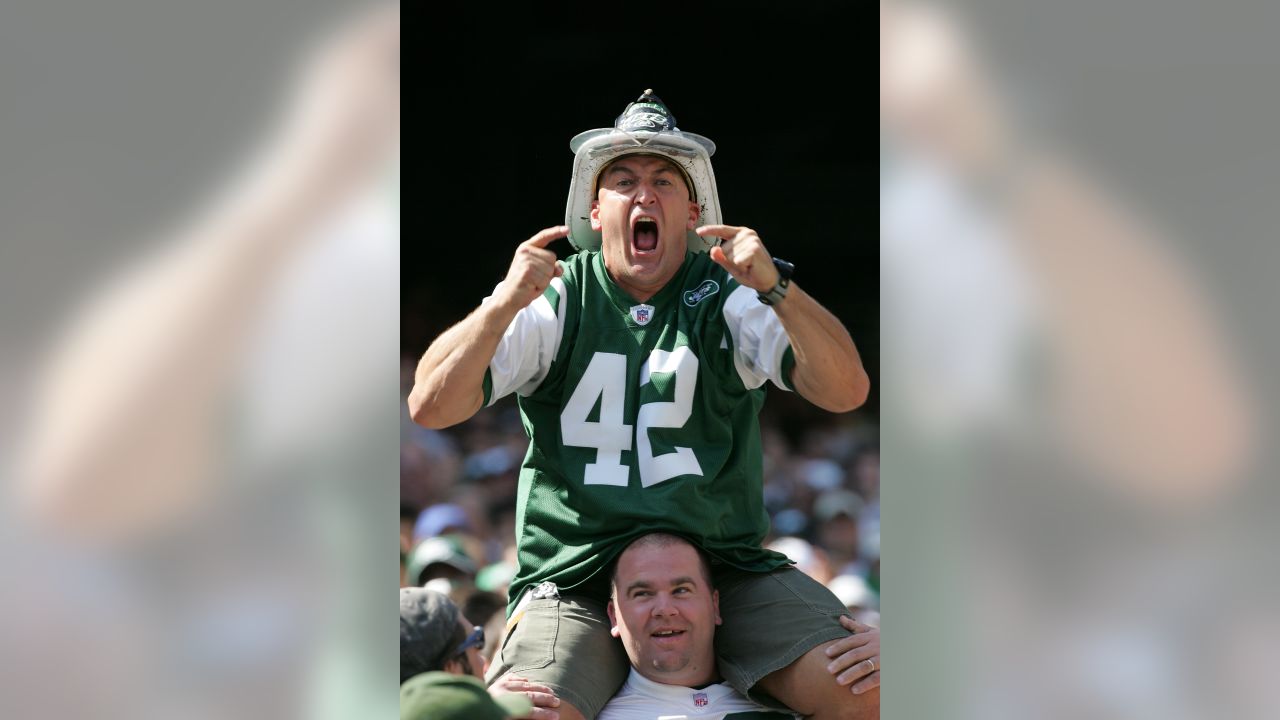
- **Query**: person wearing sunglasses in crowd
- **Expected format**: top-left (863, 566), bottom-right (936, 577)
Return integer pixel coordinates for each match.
top-left (401, 587), bottom-right (551, 718)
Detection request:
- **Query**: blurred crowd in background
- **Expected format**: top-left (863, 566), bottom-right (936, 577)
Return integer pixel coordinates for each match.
top-left (400, 357), bottom-right (882, 665)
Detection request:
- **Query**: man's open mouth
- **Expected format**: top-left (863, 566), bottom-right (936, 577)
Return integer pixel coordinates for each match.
top-left (633, 216), bottom-right (659, 253)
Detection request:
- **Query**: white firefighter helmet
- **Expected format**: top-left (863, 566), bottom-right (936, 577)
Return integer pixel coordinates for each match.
top-left (565, 90), bottom-right (722, 253)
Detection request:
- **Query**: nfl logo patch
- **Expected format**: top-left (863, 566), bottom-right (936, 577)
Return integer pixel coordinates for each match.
top-left (630, 304), bottom-right (654, 326)
top-left (693, 692), bottom-right (709, 707)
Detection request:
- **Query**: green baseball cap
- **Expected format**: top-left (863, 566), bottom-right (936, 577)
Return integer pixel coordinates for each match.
top-left (406, 535), bottom-right (478, 586)
top-left (400, 672), bottom-right (533, 720)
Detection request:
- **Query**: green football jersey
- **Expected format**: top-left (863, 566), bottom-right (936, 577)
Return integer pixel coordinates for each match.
top-left (482, 250), bottom-right (796, 613)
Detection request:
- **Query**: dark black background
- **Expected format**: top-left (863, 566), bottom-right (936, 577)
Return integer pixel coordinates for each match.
top-left (403, 3), bottom-right (877, 415)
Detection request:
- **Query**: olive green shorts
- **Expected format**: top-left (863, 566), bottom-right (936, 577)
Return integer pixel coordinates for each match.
top-left (485, 592), bottom-right (629, 719)
top-left (485, 567), bottom-right (850, 718)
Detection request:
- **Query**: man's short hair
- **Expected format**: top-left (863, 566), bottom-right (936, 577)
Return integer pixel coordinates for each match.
top-left (400, 587), bottom-right (468, 683)
top-left (610, 532), bottom-right (714, 597)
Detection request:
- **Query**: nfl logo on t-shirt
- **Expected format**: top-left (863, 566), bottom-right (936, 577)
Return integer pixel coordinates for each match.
top-left (630, 304), bottom-right (654, 326)
top-left (693, 692), bottom-right (709, 707)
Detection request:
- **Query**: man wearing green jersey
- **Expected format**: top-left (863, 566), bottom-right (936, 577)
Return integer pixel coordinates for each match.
top-left (410, 91), bottom-right (872, 719)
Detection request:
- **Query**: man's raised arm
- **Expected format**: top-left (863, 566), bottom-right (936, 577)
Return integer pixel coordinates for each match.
top-left (408, 225), bottom-right (567, 428)
top-left (697, 224), bottom-right (870, 413)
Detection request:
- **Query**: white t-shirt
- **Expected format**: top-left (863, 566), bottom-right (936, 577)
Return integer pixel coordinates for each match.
top-left (597, 669), bottom-right (797, 720)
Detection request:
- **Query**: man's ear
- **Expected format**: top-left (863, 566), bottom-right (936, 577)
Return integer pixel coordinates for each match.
top-left (686, 201), bottom-right (701, 230)
top-left (590, 201), bottom-right (602, 231)
top-left (607, 599), bottom-right (621, 638)
top-left (712, 589), bottom-right (722, 626)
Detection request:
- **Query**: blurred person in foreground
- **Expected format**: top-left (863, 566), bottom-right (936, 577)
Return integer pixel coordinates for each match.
top-left (400, 587), bottom-right (536, 720)
top-left (880, 0), bottom-right (1253, 501)
top-left (15, 2), bottom-right (400, 540)
top-left (410, 89), bottom-right (871, 719)
top-left (600, 533), bottom-right (880, 719)
top-left (881, 2), bottom-right (1260, 718)
top-left (5, 5), bottom-right (400, 719)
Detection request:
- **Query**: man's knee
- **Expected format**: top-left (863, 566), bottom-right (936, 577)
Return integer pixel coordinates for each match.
top-left (758, 643), bottom-right (880, 719)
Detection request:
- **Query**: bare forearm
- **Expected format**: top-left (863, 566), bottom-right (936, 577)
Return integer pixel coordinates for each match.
top-left (409, 225), bottom-right (567, 429)
top-left (772, 284), bottom-right (869, 412)
top-left (409, 299), bottom-right (520, 429)
top-left (15, 156), bottom-right (378, 541)
top-left (15, 8), bottom-right (400, 539)
top-left (694, 224), bottom-right (869, 413)
top-left (411, 226), bottom-right (568, 428)
top-left (1018, 163), bottom-right (1252, 486)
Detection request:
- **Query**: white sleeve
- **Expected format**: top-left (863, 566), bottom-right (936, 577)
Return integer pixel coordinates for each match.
top-left (485, 276), bottom-right (567, 404)
top-left (722, 284), bottom-right (793, 391)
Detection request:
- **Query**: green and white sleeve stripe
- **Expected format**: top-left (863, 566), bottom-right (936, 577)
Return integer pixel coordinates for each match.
top-left (483, 275), bottom-right (567, 406)
top-left (722, 284), bottom-right (795, 392)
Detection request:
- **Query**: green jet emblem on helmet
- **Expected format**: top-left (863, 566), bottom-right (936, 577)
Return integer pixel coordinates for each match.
top-left (683, 280), bottom-right (720, 307)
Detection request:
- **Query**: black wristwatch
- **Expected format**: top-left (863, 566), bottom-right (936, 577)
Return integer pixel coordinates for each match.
top-left (758, 257), bottom-right (794, 306)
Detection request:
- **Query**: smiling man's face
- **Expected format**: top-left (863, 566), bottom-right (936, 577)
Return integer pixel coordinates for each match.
top-left (608, 536), bottom-right (721, 686)
top-left (591, 154), bottom-right (700, 302)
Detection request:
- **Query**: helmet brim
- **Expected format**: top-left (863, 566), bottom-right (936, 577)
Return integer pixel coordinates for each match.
top-left (565, 128), bottom-right (721, 253)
